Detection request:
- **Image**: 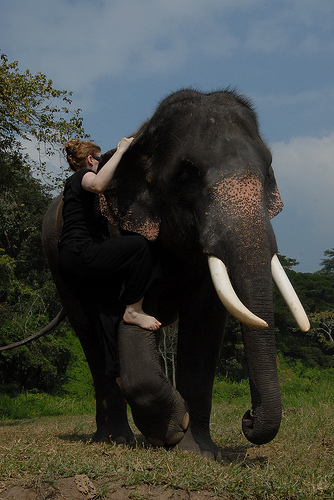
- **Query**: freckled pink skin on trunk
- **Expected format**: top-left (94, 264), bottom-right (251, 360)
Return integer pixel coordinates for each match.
top-left (208, 169), bottom-right (283, 445)
top-left (213, 170), bottom-right (263, 216)
top-left (206, 168), bottom-right (283, 270)
top-left (212, 167), bottom-right (283, 222)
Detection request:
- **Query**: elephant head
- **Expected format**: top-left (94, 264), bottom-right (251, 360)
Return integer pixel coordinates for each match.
top-left (99, 89), bottom-right (309, 446)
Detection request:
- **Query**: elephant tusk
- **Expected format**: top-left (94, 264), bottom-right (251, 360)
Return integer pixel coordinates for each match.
top-left (271, 254), bottom-right (310, 332)
top-left (208, 256), bottom-right (269, 330)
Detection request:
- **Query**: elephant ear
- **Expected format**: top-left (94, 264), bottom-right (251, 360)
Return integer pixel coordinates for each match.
top-left (265, 166), bottom-right (284, 219)
top-left (99, 146), bottom-right (161, 241)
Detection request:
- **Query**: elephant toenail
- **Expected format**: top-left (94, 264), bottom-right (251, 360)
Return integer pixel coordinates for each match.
top-left (182, 412), bottom-right (190, 431)
top-left (166, 431), bottom-right (185, 446)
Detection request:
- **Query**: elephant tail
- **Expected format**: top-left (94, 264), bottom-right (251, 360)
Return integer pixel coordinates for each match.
top-left (0, 308), bottom-right (66, 351)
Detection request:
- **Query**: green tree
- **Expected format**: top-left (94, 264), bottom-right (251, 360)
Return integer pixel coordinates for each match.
top-left (318, 248), bottom-right (334, 277)
top-left (0, 52), bottom-right (88, 185)
top-left (0, 314), bottom-right (73, 394)
top-left (309, 311), bottom-right (334, 345)
top-left (0, 146), bottom-right (51, 259)
top-left (0, 54), bottom-right (89, 394)
top-left (0, 145), bottom-right (71, 393)
top-left (302, 249), bottom-right (334, 365)
top-left (0, 52), bottom-right (85, 145)
top-left (273, 252), bottom-right (334, 369)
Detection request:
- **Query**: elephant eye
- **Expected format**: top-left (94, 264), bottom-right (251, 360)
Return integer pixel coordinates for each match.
top-left (179, 170), bottom-right (190, 182)
top-left (177, 160), bottom-right (203, 186)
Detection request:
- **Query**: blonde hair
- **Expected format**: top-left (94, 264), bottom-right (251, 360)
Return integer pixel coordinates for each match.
top-left (63, 139), bottom-right (101, 172)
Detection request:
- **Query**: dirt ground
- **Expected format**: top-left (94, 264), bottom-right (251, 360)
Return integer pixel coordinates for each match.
top-left (0, 475), bottom-right (224, 499)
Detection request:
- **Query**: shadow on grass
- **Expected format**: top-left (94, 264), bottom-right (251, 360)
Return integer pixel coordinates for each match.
top-left (220, 444), bottom-right (268, 465)
top-left (56, 430), bottom-right (268, 466)
top-left (56, 431), bottom-right (148, 446)
top-left (57, 432), bottom-right (93, 443)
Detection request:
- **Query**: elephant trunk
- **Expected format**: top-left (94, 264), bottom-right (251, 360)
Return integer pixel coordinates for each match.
top-left (241, 320), bottom-right (282, 445)
top-left (207, 213), bottom-right (308, 443)
top-left (216, 227), bottom-right (282, 444)
top-left (235, 258), bottom-right (282, 445)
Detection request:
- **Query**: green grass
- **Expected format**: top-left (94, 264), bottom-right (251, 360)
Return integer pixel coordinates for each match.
top-left (0, 391), bottom-right (95, 420)
top-left (0, 361), bottom-right (333, 499)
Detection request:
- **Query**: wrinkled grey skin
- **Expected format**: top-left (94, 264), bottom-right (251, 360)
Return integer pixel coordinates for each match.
top-left (43, 89), bottom-right (284, 460)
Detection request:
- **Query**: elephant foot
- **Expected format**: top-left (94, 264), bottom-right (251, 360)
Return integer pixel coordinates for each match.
top-left (118, 323), bottom-right (189, 448)
top-left (92, 378), bottom-right (135, 446)
top-left (175, 426), bottom-right (222, 461)
top-left (92, 421), bottom-right (135, 446)
top-left (131, 388), bottom-right (189, 447)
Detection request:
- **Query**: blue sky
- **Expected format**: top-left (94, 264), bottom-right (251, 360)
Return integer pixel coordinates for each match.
top-left (0, 0), bottom-right (333, 272)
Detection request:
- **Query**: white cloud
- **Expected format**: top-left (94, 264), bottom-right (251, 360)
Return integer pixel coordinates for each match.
top-left (270, 133), bottom-right (334, 271)
top-left (269, 131), bottom-right (334, 271)
top-left (272, 132), bottom-right (334, 236)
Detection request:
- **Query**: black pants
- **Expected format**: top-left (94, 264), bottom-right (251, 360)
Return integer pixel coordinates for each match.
top-left (58, 234), bottom-right (157, 377)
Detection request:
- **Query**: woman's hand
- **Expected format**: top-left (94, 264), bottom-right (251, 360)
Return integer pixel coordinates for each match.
top-left (117, 137), bottom-right (134, 154)
top-left (82, 136), bottom-right (134, 194)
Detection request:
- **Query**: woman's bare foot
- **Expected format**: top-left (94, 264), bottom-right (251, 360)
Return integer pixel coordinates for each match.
top-left (123, 303), bottom-right (161, 331)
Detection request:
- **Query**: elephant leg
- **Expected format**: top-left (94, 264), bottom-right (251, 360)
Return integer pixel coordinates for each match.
top-left (45, 213), bottom-right (134, 445)
top-left (118, 322), bottom-right (189, 446)
top-left (93, 375), bottom-right (134, 445)
top-left (176, 274), bottom-right (226, 460)
top-left (64, 300), bottom-right (134, 445)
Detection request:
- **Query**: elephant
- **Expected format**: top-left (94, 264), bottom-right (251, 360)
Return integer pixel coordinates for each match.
top-left (42, 88), bottom-right (309, 460)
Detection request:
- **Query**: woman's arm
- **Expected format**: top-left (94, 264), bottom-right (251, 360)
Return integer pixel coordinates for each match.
top-left (82, 137), bottom-right (134, 193)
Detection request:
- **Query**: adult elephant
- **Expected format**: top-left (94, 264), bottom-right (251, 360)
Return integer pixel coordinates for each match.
top-left (42, 89), bottom-right (309, 460)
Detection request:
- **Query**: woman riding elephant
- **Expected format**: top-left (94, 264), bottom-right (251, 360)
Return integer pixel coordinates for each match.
top-left (58, 137), bottom-right (161, 379)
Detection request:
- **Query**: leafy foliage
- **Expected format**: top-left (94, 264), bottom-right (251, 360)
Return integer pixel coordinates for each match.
top-left (0, 53), bottom-right (85, 145)
top-left (0, 54), bottom-right (91, 395)
top-left (217, 315), bottom-right (248, 380)
top-left (0, 52), bottom-right (89, 187)
top-left (0, 146), bottom-right (51, 259)
top-left (272, 253), bottom-right (334, 367)
top-left (308, 310), bottom-right (334, 352)
top-left (318, 248), bottom-right (334, 276)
